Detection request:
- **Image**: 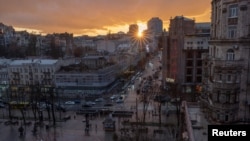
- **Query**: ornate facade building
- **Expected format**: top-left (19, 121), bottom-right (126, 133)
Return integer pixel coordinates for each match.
top-left (201, 0), bottom-right (250, 123)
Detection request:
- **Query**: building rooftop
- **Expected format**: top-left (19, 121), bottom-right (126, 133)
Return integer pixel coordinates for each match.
top-left (175, 16), bottom-right (193, 21)
top-left (83, 56), bottom-right (106, 60)
top-left (9, 59), bottom-right (58, 66)
top-left (195, 22), bottom-right (211, 28)
top-left (57, 62), bottom-right (115, 73)
top-left (0, 59), bottom-right (12, 66)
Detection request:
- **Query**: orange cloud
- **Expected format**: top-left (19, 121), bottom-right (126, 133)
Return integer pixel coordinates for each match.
top-left (0, 0), bottom-right (211, 36)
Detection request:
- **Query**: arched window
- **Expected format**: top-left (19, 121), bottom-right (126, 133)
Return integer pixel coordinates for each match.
top-left (226, 49), bottom-right (235, 60)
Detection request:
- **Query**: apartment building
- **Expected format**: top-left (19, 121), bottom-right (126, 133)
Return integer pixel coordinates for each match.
top-left (201, 0), bottom-right (250, 123)
top-left (8, 59), bottom-right (61, 85)
top-left (147, 17), bottom-right (163, 36)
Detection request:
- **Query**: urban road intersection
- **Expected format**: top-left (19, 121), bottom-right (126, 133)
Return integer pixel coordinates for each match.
top-left (0, 55), bottom-right (179, 141)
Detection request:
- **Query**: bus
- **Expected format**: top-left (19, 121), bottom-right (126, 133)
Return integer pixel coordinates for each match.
top-left (9, 101), bottom-right (30, 109)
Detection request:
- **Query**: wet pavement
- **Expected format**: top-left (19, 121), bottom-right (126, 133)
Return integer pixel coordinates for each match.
top-left (0, 113), bottom-right (116, 141)
top-left (0, 95), bottom-right (178, 140)
top-left (0, 107), bottom-right (178, 141)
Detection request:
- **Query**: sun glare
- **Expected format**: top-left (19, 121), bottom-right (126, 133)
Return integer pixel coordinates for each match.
top-left (137, 31), bottom-right (143, 38)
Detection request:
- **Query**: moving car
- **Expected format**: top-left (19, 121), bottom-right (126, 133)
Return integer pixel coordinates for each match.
top-left (110, 95), bottom-right (117, 100)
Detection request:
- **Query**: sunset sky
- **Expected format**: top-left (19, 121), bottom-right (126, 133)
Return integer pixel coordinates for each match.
top-left (0, 0), bottom-right (211, 36)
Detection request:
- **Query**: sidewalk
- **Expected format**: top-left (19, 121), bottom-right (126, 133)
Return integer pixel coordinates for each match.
top-left (0, 114), bottom-right (114, 141)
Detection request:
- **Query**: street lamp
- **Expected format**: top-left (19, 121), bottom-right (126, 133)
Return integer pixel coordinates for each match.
top-left (49, 86), bottom-right (56, 126)
top-left (57, 87), bottom-right (63, 120)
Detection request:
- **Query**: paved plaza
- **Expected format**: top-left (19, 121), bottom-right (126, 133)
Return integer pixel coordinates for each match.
top-left (0, 85), bottom-right (179, 141)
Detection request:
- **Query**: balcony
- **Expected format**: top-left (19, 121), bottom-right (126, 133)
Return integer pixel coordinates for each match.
top-left (211, 102), bottom-right (239, 111)
top-left (13, 78), bottom-right (20, 81)
top-left (228, 18), bottom-right (238, 25)
top-left (213, 81), bottom-right (240, 90)
top-left (12, 72), bottom-right (20, 75)
top-left (213, 59), bottom-right (243, 69)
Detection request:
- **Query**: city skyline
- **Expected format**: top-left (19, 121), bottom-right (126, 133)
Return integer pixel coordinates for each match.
top-left (0, 0), bottom-right (211, 36)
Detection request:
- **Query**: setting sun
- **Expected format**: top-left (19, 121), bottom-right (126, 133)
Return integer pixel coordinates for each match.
top-left (137, 31), bottom-right (143, 37)
top-left (137, 22), bottom-right (147, 38)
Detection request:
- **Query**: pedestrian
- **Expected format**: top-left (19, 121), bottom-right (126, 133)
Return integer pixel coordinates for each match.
top-left (95, 124), bottom-right (97, 132)
top-left (74, 115), bottom-right (76, 119)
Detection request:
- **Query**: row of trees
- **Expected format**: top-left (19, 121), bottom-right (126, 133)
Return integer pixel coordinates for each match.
top-left (4, 84), bottom-right (60, 127)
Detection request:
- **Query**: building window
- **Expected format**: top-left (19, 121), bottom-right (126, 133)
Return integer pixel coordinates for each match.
top-left (187, 51), bottom-right (193, 59)
top-left (186, 68), bottom-right (192, 75)
top-left (227, 75), bottom-right (232, 82)
top-left (225, 115), bottom-right (229, 121)
top-left (196, 76), bottom-right (202, 82)
top-left (230, 94), bottom-right (235, 103)
top-left (197, 51), bottom-right (202, 59)
top-left (226, 93), bottom-right (230, 103)
top-left (217, 91), bottom-right (220, 102)
top-left (229, 4), bottom-right (238, 18)
top-left (196, 68), bottom-right (202, 75)
top-left (186, 76), bottom-right (192, 83)
top-left (186, 60), bottom-right (193, 67)
top-left (236, 74), bottom-right (240, 83)
top-left (217, 114), bottom-right (220, 120)
top-left (228, 26), bottom-right (237, 38)
top-left (196, 60), bottom-right (202, 66)
top-left (236, 90), bottom-right (239, 102)
top-left (219, 74), bottom-right (222, 81)
top-left (226, 49), bottom-right (235, 60)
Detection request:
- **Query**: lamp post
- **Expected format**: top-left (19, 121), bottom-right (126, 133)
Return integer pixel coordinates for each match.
top-left (6, 84), bottom-right (12, 120)
top-left (48, 86), bottom-right (56, 126)
top-left (57, 87), bottom-right (62, 120)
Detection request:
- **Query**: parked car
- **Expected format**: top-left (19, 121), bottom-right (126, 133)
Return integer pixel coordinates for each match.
top-left (82, 104), bottom-right (92, 108)
top-left (63, 115), bottom-right (71, 121)
top-left (104, 103), bottom-right (113, 107)
top-left (116, 99), bottom-right (124, 103)
top-left (64, 101), bottom-right (75, 105)
top-left (95, 98), bottom-right (104, 102)
top-left (4, 120), bottom-right (19, 125)
top-left (56, 105), bottom-right (66, 112)
top-left (74, 100), bottom-right (81, 104)
top-left (86, 101), bottom-right (96, 105)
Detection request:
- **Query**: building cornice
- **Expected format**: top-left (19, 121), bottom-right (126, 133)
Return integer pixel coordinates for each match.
top-left (209, 38), bottom-right (250, 45)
